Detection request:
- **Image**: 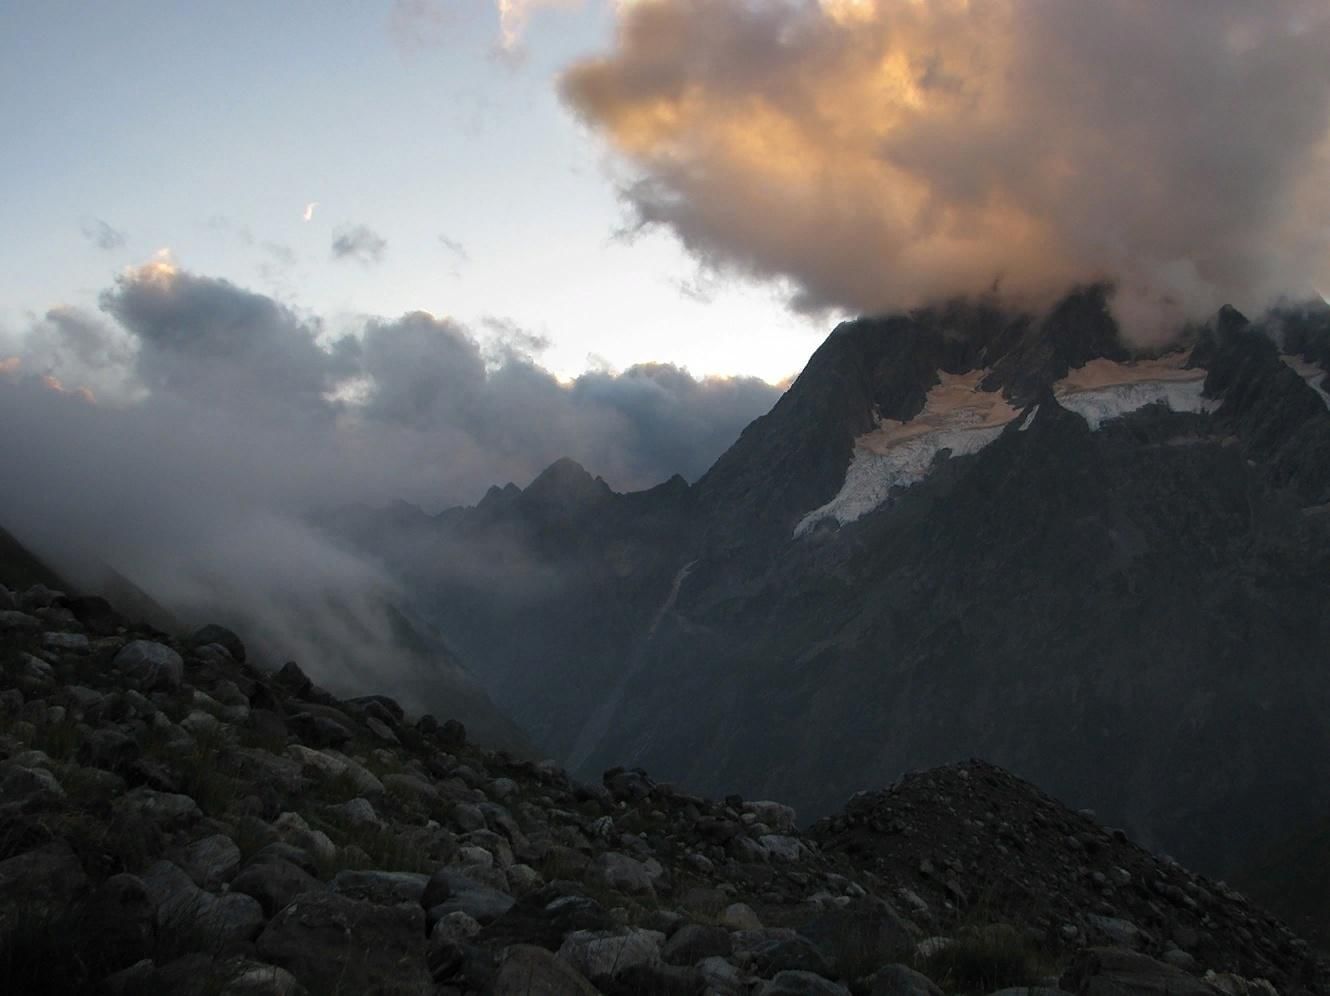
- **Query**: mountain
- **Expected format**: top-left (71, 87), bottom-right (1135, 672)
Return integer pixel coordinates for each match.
top-left (331, 288), bottom-right (1330, 923)
top-left (1, 575), bottom-right (1325, 994)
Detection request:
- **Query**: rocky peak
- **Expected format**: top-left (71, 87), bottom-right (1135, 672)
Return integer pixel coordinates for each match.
top-left (521, 457), bottom-right (613, 511)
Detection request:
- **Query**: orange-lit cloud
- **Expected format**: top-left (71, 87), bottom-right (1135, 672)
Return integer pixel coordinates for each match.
top-left (562, 0), bottom-right (1330, 342)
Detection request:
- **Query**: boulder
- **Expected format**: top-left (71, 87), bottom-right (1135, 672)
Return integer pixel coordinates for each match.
top-left (662, 922), bottom-right (734, 965)
top-left (332, 869), bottom-right (429, 906)
top-left (256, 890), bottom-right (431, 996)
top-left (112, 640), bottom-right (184, 691)
top-left (74, 872), bottom-right (156, 974)
top-left (176, 833), bottom-right (242, 889)
top-left (756, 971), bottom-right (853, 996)
top-left (592, 850), bottom-right (656, 895)
top-left (870, 964), bottom-right (945, 996)
top-left (231, 858), bottom-right (326, 917)
top-left (557, 927), bottom-right (665, 981)
top-left (191, 623), bottom-right (247, 662)
top-left (0, 841), bottom-right (89, 929)
top-left (423, 868), bottom-right (515, 925)
top-left (494, 944), bottom-right (601, 995)
top-left (1061, 947), bottom-right (1220, 996)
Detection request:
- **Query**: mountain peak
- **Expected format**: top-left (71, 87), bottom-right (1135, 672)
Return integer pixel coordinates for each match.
top-left (522, 457), bottom-right (613, 508)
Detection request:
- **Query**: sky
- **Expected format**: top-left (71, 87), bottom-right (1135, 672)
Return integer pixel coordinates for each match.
top-left (0, 0), bottom-right (825, 386)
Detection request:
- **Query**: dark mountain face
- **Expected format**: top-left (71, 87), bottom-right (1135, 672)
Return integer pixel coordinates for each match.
top-left (333, 289), bottom-right (1330, 898)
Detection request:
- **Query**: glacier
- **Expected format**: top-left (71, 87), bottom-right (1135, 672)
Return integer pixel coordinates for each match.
top-left (796, 354), bottom-right (1220, 536)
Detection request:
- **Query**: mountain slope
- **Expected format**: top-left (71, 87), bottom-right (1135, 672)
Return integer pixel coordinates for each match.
top-left (337, 289), bottom-right (1330, 911)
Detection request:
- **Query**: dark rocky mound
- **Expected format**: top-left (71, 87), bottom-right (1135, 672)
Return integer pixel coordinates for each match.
top-left (3, 578), bottom-right (1326, 995)
top-left (813, 761), bottom-right (1324, 991)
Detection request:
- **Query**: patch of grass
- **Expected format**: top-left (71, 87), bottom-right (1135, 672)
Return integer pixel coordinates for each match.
top-left (28, 714), bottom-right (83, 761)
top-left (174, 723), bottom-right (242, 819)
top-left (304, 807), bottom-right (434, 875)
top-left (915, 926), bottom-right (1051, 994)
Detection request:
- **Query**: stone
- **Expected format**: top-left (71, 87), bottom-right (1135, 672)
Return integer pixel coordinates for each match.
top-left (191, 623), bottom-right (247, 661)
top-left (75, 872), bottom-right (156, 973)
top-left (0, 841), bottom-right (89, 930)
top-left (425, 868), bottom-right (516, 925)
top-left (761, 834), bottom-right (809, 861)
top-left (177, 833), bottom-right (242, 889)
top-left (798, 900), bottom-right (915, 969)
top-left (331, 796), bottom-right (381, 828)
top-left (42, 631), bottom-right (89, 653)
top-left (494, 944), bottom-right (600, 995)
top-left (603, 766), bottom-right (654, 803)
top-left (113, 640), bottom-right (184, 691)
top-left (0, 610), bottom-right (40, 631)
top-left (231, 859), bottom-right (326, 917)
top-left (1061, 947), bottom-right (1220, 996)
top-left (662, 922), bottom-right (733, 965)
top-left (113, 787), bottom-right (202, 831)
top-left (698, 955), bottom-right (750, 995)
top-left (746, 800), bottom-right (799, 830)
top-left (332, 869), bottom-right (430, 906)
top-left (592, 850), bottom-right (656, 895)
top-left (557, 927), bottom-right (665, 980)
top-left (719, 901), bottom-right (763, 930)
top-left (756, 970), bottom-right (852, 996)
top-left (740, 930), bottom-right (834, 978)
top-left (1085, 913), bottom-right (1152, 950)
top-left (870, 964), bottom-right (944, 996)
top-left (0, 761), bottom-right (66, 813)
top-left (256, 890), bottom-right (432, 996)
top-left (217, 961), bottom-right (307, 996)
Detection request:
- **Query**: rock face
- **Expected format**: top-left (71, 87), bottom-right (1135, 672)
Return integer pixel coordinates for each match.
top-left (0, 576), bottom-right (1326, 995)
top-left (329, 291), bottom-right (1330, 924)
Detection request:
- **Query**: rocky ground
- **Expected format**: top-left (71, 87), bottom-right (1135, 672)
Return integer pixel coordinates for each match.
top-left (1, 580), bottom-right (1325, 995)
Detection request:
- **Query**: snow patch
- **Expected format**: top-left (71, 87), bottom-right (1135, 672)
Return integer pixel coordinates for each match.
top-left (796, 353), bottom-right (1222, 537)
top-left (1281, 355), bottom-right (1330, 410)
top-left (1053, 354), bottom-right (1216, 430)
top-left (794, 371), bottom-right (1019, 536)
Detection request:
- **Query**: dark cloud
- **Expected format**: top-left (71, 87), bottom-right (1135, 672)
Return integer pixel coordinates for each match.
top-left (438, 235), bottom-right (469, 262)
top-left (79, 217), bottom-right (127, 251)
top-left (562, 0), bottom-right (1330, 343)
top-left (331, 224), bottom-right (388, 265)
top-left (0, 262), bottom-right (779, 703)
top-left (388, 0), bottom-right (454, 53)
top-left (6, 261), bottom-right (779, 510)
top-left (100, 262), bottom-right (359, 414)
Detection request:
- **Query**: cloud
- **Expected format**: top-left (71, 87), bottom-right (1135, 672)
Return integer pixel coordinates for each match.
top-left (80, 218), bottom-right (127, 251)
top-left (389, 0), bottom-right (454, 53)
top-left (0, 261), bottom-right (779, 711)
top-left (331, 224), bottom-right (387, 264)
top-left (561, 0), bottom-right (1330, 343)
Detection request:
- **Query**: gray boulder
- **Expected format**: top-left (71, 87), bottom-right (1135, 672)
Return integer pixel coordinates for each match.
top-left (662, 922), bottom-right (733, 965)
top-left (231, 858), bottom-right (326, 918)
top-left (870, 964), bottom-right (945, 996)
top-left (1061, 947), bottom-right (1220, 996)
top-left (113, 639), bottom-right (184, 691)
top-left (332, 869), bottom-right (429, 906)
top-left (256, 890), bottom-right (431, 996)
top-left (557, 927), bottom-right (665, 981)
top-left (191, 623), bottom-right (247, 662)
top-left (0, 841), bottom-right (89, 929)
top-left (424, 868), bottom-right (515, 925)
top-left (494, 944), bottom-right (600, 995)
top-left (756, 971), bottom-right (852, 996)
top-left (176, 833), bottom-right (242, 890)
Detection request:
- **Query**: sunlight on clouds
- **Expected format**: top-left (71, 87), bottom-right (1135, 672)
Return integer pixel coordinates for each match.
top-left (561, 0), bottom-right (1330, 342)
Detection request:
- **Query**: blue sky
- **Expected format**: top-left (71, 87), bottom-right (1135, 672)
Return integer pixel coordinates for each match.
top-left (0, 0), bottom-right (826, 384)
